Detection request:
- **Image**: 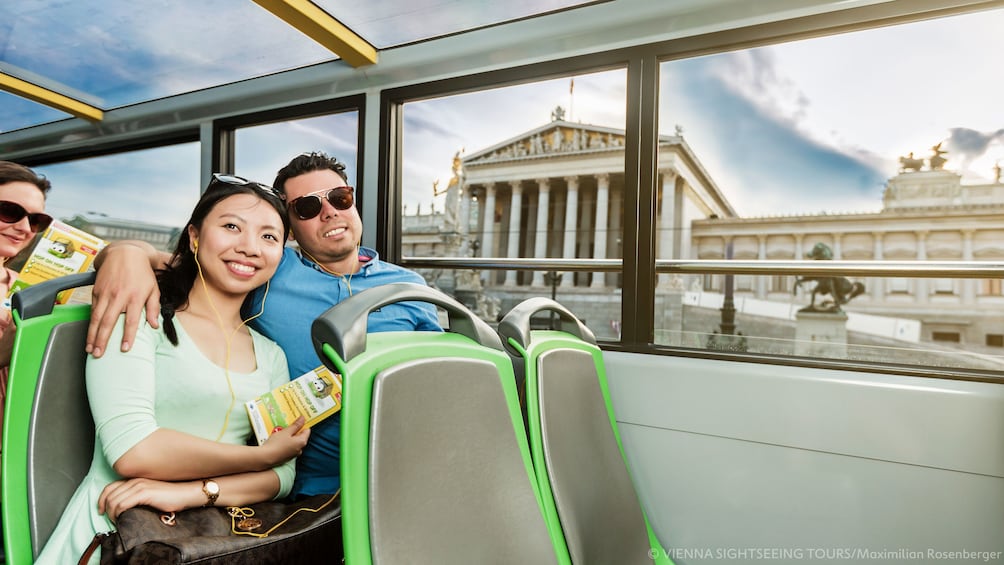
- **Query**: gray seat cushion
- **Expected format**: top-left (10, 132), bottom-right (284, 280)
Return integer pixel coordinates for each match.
top-left (538, 348), bottom-right (651, 565)
top-left (369, 356), bottom-right (558, 565)
top-left (27, 319), bottom-right (94, 557)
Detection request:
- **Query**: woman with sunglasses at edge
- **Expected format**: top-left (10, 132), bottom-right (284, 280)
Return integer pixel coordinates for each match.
top-left (86, 152), bottom-right (441, 500)
top-left (37, 175), bottom-right (310, 565)
top-left (0, 161), bottom-right (54, 449)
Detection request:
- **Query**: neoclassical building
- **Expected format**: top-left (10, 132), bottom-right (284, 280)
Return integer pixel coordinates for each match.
top-left (691, 168), bottom-right (1004, 346)
top-left (404, 111), bottom-right (736, 337)
top-left (403, 113), bottom-right (1004, 348)
top-left (458, 114), bottom-right (735, 288)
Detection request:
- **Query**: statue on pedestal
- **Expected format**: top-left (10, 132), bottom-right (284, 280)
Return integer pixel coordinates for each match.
top-left (928, 142), bottom-right (948, 170)
top-left (793, 243), bottom-right (865, 313)
top-left (898, 152), bottom-right (923, 172)
top-left (432, 150), bottom-right (464, 230)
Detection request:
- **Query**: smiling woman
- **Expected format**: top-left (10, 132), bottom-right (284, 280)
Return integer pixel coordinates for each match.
top-left (0, 163), bottom-right (51, 264)
top-left (0, 161), bottom-right (52, 430)
top-left (34, 175), bottom-right (308, 565)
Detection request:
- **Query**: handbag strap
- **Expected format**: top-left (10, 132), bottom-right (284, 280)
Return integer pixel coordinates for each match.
top-left (76, 493), bottom-right (339, 563)
top-left (78, 531), bottom-right (110, 565)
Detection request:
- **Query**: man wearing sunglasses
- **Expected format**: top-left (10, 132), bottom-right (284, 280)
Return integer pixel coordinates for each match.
top-left (87, 152), bottom-right (441, 499)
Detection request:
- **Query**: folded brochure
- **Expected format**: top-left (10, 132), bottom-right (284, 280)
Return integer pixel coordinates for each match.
top-left (245, 365), bottom-right (342, 445)
top-left (5, 220), bottom-right (107, 308)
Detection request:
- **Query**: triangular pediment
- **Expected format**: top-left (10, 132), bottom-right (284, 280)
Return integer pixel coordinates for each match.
top-left (464, 120), bottom-right (637, 166)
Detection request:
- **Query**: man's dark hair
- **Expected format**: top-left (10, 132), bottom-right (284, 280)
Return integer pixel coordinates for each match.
top-left (273, 152), bottom-right (348, 196)
top-left (0, 161), bottom-right (52, 195)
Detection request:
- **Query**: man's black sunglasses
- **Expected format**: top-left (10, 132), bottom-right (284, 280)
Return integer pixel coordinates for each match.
top-left (0, 200), bottom-right (53, 232)
top-left (288, 187), bottom-right (355, 220)
top-left (209, 174), bottom-right (283, 200)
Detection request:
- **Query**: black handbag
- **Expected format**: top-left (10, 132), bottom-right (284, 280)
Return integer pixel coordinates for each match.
top-left (78, 493), bottom-right (341, 565)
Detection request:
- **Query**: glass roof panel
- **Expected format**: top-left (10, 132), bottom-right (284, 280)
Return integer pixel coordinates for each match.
top-left (1, 0), bottom-right (336, 130)
top-left (0, 90), bottom-right (70, 133)
top-left (315, 0), bottom-right (600, 48)
top-left (1, 0), bottom-right (603, 134)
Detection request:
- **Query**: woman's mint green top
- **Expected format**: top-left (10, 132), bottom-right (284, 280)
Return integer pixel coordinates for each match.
top-left (36, 314), bottom-right (293, 565)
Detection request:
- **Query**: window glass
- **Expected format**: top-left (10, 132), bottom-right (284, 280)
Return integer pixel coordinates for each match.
top-left (657, 8), bottom-right (1004, 371)
top-left (33, 143), bottom-right (199, 251)
top-left (401, 70), bottom-right (626, 334)
top-left (235, 113), bottom-right (359, 188)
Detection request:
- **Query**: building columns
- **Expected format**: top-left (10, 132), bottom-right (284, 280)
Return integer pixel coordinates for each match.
top-left (561, 176), bottom-right (579, 287)
top-left (915, 230), bottom-right (928, 302)
top-left (962, 229), bottom-right (975, 304)
top-left (658, 171), bottom-right (677, 287)
top-left (479, 183), bottom-right (497, 284)
top-left (591, 174), bottom-right (610, 288)
top-left (871, 232), bottom-right (884, 300)
top-left (532, 179), bottom-right (551, 286)
top-left (504, 181), bottom-right (523, 286)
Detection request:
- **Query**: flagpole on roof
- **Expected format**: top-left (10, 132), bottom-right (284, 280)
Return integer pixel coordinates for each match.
top-left (568, 78), bottom-right (575, 122)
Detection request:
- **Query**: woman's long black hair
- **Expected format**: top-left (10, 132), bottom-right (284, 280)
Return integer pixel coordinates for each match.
top-left (157, 178), bottom-right (290, 345)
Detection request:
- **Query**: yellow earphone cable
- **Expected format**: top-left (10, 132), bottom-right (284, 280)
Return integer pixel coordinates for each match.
top-left (192, 243), bottom-right (271, 441)
top-left (300, 246), bottom-right (359, 297)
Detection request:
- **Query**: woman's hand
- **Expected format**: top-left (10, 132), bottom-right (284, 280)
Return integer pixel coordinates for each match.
top-left (98, 478), bottom-right (202, 522)
top-left (259, 416), bottom-right (310, 467)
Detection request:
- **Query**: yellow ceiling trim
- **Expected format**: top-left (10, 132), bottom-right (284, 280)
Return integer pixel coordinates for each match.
top-left (0, 72), bottom-right (103, 122)
top-left (252, 0), bottom-right (378, 68)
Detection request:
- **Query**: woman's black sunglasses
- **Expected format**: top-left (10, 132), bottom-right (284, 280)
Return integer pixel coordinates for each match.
top-left (288, 186), bottom-right (355, 220)
top-left (0, 200), bottom-right (53, 232)
top-left (208, 173), bottom-right (283, 200)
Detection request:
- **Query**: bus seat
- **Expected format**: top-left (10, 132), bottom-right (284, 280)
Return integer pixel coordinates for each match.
top-left (498, 297), bottom-right (672, 565)
top-left (311, 283), bottom-right (570, 565)
top-left (2, 272), bottom-right (96, 565)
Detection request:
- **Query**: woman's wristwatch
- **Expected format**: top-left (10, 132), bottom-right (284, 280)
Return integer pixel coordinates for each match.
top-left (202, 479), bottom-right (220, 506)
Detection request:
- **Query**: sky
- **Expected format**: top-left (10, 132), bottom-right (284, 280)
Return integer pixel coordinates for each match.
top-left (665, 9), bottom-right (1004, 216)
top-left (2, 0), bottom-right (333, 110)
top-left (27, 6), bottom-right (1004, 229)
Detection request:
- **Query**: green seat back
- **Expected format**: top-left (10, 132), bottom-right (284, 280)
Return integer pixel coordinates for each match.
top-left (1, 272), bottom-right (95, 565)
top-left (311, 283), bottom-right (569, 565)
top-left (499, 297), bottom-right (671, 565)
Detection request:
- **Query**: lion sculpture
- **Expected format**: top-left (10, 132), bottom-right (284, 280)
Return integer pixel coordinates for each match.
top-left (793, 243), bottom-right (865, 313)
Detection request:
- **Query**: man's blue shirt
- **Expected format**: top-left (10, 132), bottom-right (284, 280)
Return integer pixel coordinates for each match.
top-left (245, 246), bottom-right (441, 497)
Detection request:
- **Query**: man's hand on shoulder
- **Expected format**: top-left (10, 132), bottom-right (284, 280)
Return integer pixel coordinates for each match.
top-left (87, 241), bottom-right (167, 357)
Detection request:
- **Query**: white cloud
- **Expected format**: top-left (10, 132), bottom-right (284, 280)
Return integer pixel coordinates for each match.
top-left (764, 9), bottom-right (1004, 177)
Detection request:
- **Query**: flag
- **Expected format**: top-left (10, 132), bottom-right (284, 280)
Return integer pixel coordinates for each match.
top-left (569, 78), bottom-right (575, 94)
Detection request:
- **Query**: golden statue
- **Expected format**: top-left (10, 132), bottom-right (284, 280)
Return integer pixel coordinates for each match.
top-left (928, 142), bottom-right (947, 170)
top-left (432, 150), bottom-right (464, 197)
top-left (898, 152), bottom-right (923, 172)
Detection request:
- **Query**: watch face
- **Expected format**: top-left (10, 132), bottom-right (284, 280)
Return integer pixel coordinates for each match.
top-left (205, 481), bottom-right (220, 495)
